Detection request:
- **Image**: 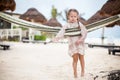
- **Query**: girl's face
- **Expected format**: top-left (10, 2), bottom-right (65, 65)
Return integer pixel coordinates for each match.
top-left (68, 11), bottom-right (78, 23)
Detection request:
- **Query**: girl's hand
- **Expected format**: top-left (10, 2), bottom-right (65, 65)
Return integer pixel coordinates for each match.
top-left (52, 38), bottom-right (59, 42)
top-left (76, 39), bottom-right (84, 45)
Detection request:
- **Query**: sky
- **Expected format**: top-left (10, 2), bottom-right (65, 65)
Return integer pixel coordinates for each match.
top-left (14, 0), bottom-right (107, 21)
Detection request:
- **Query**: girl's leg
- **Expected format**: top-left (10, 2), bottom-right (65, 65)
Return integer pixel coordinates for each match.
top-left (72, 53), bottom-right (79, 78)
top-left (79, 54), bottom-right (85, 77)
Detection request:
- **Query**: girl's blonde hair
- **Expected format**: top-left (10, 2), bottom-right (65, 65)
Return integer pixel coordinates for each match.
top-left (67, 9), bottom-right (79, 20)
top-left (67, 9), bottom-right (81, 29)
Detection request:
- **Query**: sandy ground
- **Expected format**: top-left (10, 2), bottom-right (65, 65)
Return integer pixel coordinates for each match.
top-left (0, 42), bottom-right (120, 80)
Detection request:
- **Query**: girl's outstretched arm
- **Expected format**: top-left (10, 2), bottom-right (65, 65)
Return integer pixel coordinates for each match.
top-left (52, 25), bottom-right (67, 42)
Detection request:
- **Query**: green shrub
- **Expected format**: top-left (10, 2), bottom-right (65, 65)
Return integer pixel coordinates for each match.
top-left (34, 35), bottom-right (46, 41)
top-left (13, 26), bottom-right (28, 30)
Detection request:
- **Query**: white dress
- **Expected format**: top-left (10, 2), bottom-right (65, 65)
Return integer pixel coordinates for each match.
top-left (55, 22), bottom-right (87, 57)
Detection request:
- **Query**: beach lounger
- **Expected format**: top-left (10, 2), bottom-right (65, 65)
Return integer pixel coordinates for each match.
top-left (0, 44), bottom-right (10, 50)
top-left (88, 44), bottom-right (120, 48)
top-left (88, 44), bottom-right (120, 55)
top-left (0, 38), bottom-right (10, 50)
top-left (108, 48), bottom-right (120, 55)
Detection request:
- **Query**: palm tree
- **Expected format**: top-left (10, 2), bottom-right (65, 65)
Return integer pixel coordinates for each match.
top-left (51, 5), bottom-right (57, 18)
top-left (44, 5), bottom-right (62, 27)
top-left (43, 5), bottom-right (62, 38)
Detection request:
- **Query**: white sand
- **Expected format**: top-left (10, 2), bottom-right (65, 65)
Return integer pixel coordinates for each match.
top-left (0, 42), bottom-right (120, 80)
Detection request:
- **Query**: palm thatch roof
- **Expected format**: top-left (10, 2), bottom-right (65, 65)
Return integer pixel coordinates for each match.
top-left (100, 0), bottom-right (120, 16)
top-left (79, 17), bottom-right (87, 25)
top-left (87, 11), bottom-right (110, 24)
top-left (44, 18), bottom-right (62, 27)
top-left (87, 0), bottom-right (120, 27)
top-left (0, 0), bottom-right (16, 11)
top-left (99, 0), bottom-right (120, 27)
top-left (20, 8), bottom-right (47, 24)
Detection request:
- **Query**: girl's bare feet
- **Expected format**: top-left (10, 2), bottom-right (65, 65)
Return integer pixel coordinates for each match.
top-left (81, 71), bottom-right (84, 77)
top-left (74, 72), bottom-right (77, 78)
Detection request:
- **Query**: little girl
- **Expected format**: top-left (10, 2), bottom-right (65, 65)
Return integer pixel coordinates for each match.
top-left (52, 9), bottom-right (87, 78)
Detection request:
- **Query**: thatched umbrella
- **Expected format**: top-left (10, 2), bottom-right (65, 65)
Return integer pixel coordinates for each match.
top-left (20, 8), bottom-right (47, 41)
top-left (43, 18), bottom-right (62, 38)
top-left (87, 11), bottom-right (110, 24)
top-left (0, 0), bottom-right (16, 11)
top-left (87, 10), bottom-right (119, 44)
top-left (99, 0), bottom-right (120, 27)
top-left (44, 18), bottom-right (62, 27)
top-left (86, 11), bottom-right (112, 43)
top-left (87, 0), bottom-right (120, 27)
top-left (100, 0), bottom-right (120, 16)
top-left (86, 11), bottom-right (111, 44)
top-left (20, 8), bottom-right (47, 24)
